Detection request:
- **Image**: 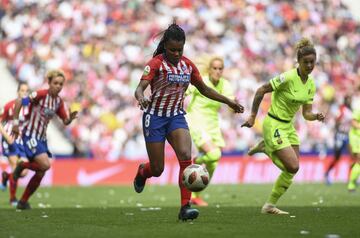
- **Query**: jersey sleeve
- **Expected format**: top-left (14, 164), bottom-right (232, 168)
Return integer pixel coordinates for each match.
top-left (140, 58), bottom-right (160, 81)
top-left (29, 89), bottom-right (48, 103)
top-left (56, 99), bottom-right (69, 121)
top-left (269, 73), bottom-right (289, 91)
top-left (189, 61), bottom-right (202, 84)
top-left (305, 80), bottom-right (316, 104)
top-left (1, 102), bottom-right (12, 121)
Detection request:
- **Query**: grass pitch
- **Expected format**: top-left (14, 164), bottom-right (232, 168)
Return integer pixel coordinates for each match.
top-left (0, 183), bottom-right (359, 238)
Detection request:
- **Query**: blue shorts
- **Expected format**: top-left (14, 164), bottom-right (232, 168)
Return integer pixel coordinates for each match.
top-left (1, 138), bottom-right (26, 158)
top-left (334, 131), bottom-right (349, 152)
top-left (142, 113), bottom-right (189, 142)
top-left (23, 136), bottom-right (52, 161)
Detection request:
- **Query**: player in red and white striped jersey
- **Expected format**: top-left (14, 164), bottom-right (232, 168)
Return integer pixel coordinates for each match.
top-left (1, 82), bottom-right (30, 206)
top-left (142, 54), bottom-right (199, 117)
top-left (133, 23), bottom-right (244, 221)
top-left (11, 70), bottom-right (78, 210)
top-left (324, 95), bottom-right (353, 184)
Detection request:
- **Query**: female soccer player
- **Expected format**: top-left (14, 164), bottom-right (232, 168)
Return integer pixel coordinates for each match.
top-left (1, 82), bottom-right (30, 206)
top-left (242, 38), bottom-right (325, 214)
top-left (347, 108), bottom-right (360, 191)
top-left (186, 56), bottom-right (234, 206)
top-left (133, 23), bottom-right (244, 221)
top-left (12, 70), bottom-right (78, 210)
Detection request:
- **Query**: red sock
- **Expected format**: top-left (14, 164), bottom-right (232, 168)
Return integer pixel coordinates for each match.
top-left (179, 160), bottom-right (192, 206)
top-left (139, 163), bottom-right (153, 178)
top-left (9, 174), bottom-right (17, 201)
top-left (21, 162), bottom-right (42, 171)
top-left (20, 172), bottom-right (44, 203)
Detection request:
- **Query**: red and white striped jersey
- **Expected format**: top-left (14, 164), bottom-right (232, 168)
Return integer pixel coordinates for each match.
top-left (336, 104), bottom-right (352, 133)
top-left (1, 99), bottom-right (30, 142)
top-left (23, 89), bottom-right (68, 140)
top-left (141, 54), bottom-right (202, 117)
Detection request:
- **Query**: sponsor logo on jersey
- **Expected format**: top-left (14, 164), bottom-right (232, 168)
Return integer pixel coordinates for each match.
top-left (167, 73), bottom-right (190, 84)
top-left (143, 65), bottom-right (151, 76)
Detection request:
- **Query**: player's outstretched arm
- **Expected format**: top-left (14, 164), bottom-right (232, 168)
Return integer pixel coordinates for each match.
top-left (302, 104), bottom-right (325, 122)
top-left (242, 83), bottom-right (273, 128)
top-left (192, 79), bottom-right (244, 113)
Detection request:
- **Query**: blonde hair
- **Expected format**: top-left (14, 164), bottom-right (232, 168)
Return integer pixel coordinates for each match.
top-left (295, 38), bottom-right (316, 61)
top-left (196, 55), bottom-right (224, 76)
top-left (46, 69), bottom-right (66, 82)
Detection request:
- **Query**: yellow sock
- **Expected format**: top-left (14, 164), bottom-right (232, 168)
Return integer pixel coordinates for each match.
top-left (268, 171), bottom-right (295, 205)
top-left (348, 163), bottom-right (360, 190)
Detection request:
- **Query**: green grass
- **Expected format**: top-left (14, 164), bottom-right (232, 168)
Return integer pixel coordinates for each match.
top-left (0, 184), bottom-right (359, 238)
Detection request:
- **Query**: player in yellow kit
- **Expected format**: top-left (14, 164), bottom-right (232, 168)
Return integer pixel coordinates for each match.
top-left (348, 108), bottom-right (360, 191)
top-left (242, 38), bottom-right (325, 214)
top-left (186, 56), bottom-right (234, 206)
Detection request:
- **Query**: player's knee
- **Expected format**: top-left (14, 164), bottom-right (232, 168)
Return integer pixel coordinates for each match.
top-left (286, 164), bottom-right (299, 174)
top-left (206, 148), bottom-right (221, 162)
top-left (178, 150), bottom-right (192, 161)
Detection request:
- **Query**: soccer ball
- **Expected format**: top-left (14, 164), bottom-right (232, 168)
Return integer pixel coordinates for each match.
top-left (182, 164), bottom-right (210, 192)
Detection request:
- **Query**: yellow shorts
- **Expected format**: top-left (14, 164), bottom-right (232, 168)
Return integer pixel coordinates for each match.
top-left (189, 124), bottom-right (225, 148)
top-left (349, 131), bottom-right (360, 154)
top-left (262, 115), bottom-right (299, 156)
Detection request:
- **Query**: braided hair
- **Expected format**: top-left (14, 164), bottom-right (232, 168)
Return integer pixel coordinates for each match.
top-left (153, 23), bottom-right (186, 57)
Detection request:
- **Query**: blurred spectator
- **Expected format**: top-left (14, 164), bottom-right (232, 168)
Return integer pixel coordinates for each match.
top-left (0, 0), bottom-right (359, 160)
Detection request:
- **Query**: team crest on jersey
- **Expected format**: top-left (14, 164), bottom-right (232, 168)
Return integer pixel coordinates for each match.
top-left (167, 73), bottom-right (190, 84)
top-left (276, 74), bottom-right (285, 84)
top-left (44, 108), bottom-right (56, 118)
top-left (143, 65), bottom-right (151, 76)
top-left (181, 66), bottom-right (189, 74)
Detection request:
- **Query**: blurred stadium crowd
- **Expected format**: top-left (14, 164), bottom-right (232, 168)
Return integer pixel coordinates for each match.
top-left (0, 0), bottom-right (359, 160)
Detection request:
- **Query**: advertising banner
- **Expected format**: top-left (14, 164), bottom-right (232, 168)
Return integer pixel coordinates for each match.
top-left (0, 155), bottom-right (351, 186)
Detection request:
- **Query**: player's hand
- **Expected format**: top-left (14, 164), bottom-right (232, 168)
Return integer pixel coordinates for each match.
top-left (228, 99), bottom-right (244, 113)
top-left (69, 109), bottom-right (78, 122)
top-left (316, 113), bottom-right (325, 122)
top-left (241, 115), bottom-right (255, 128)
top-left (138, 97), bottom-right (150, 110)
top-left (11, 125), bottom-right (19, 138)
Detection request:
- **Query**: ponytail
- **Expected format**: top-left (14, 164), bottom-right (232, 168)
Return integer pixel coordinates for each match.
top-left (153, 23), bottom-right (186, 57)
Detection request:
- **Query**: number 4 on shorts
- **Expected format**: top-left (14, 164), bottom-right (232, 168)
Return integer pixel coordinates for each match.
top-left (274, 129), bottom-right (280, 138)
